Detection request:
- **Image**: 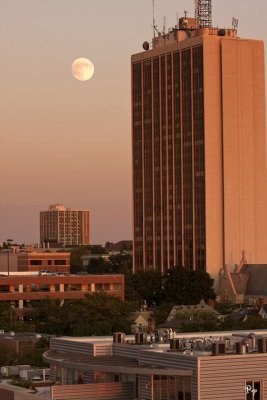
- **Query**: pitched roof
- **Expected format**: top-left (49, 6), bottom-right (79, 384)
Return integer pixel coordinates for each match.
top-left (230, 307), bottom-right (264, 322)
top-left (230, 272), bottom-right (249, 295)
top-left (166, 300), bottom-right (219, 322)
top-left (129, 311), bottom-right (153, 323)
top-left (241, 265), bottom-right (267, 296)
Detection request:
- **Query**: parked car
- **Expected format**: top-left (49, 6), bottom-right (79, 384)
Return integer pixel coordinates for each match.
top-left (38, 270), bottom-right (53, 276)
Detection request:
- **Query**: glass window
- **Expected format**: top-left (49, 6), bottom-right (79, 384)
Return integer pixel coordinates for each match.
top-left (184, 377), bottom-right (191, 400)
top-left (30, 260), bottom-right (42, 265)
top-left (177, 377), bottom-right (184, 400)
top-left (55, 260), bottom-right (66, 265)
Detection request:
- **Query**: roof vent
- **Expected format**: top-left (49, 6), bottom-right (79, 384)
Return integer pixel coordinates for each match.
top-left (113, 332), bottom-right (125, 344)
top-left (248, 333), bottom-right (256, 350)
top-left (212, 341), bottom-right (226, 355)
top-left (170, 339), bottom-right (181, 351)
top-left (258, 338), bottom-right (267, 353)
top-left (135, 332), bottom-right (147, 345)
top-left (236, 341), bottom-right (249, 355)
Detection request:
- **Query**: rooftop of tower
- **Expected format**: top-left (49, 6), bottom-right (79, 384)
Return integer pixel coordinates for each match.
top-left (144, 14), bottom-right (238, 51)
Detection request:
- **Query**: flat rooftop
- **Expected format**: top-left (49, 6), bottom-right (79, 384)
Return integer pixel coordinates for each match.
top-left (44, 351), bottom-right (193, 376)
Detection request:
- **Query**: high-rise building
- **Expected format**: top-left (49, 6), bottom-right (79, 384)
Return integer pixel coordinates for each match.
top-left (40, 204), bottom-right (90, 246)
top-left (132, 8), bottom-right (267, 275)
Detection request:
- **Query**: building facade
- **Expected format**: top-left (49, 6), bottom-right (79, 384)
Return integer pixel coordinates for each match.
top-left (0, 274), bottom-right (124, 309)
top-left (43, 330), bottom-right (267, 400)
top-left (17, 252), bottom-right (70, 274)
top-left (132, 16), bottom-right (267, 275)
top-left (0, 252), bottom-right (70, 275)
top-left (40, 204), bottom-right (90, 247)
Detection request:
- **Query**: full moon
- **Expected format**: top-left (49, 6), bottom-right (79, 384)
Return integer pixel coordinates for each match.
top-left (72, 58), bottom-right (94, 81)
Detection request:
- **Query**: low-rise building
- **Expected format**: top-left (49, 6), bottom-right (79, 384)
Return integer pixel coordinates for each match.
top-left (129, 311), bottom-right (154, 333)
top-left (0, 331), bottom-right (40, 358)
top-left (0, 252), bottom-right (70, 275)
top-left (0, 274), bottom-right (124, 309)
top-left (43, 329), bottom-right (267, 400)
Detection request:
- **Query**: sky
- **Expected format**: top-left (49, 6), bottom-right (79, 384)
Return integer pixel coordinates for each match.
top-left (0, 0), bottom-right (266, 245)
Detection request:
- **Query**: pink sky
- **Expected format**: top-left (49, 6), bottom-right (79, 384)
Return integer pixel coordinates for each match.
top-left (0, 0), bottom-right (266, 245)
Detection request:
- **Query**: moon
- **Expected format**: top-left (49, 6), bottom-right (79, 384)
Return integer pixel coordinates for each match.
top-left (72, 58), bottom-right (94, 81)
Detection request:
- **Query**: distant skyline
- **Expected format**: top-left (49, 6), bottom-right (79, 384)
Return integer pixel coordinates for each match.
top-left (0, 0), bottom-right (266, 245)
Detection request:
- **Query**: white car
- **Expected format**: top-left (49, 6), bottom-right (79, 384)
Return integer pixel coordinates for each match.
top-left (38, 270), bottom-right (53, 276)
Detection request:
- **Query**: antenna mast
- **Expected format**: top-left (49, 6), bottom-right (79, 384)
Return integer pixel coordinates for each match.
top-left (195, 0), bottom-right (212, 28)
top-left (152, 0), bottom-right (156, 38)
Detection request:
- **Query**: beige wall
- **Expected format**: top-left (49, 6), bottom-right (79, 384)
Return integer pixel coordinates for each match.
top-left (221, 39), bottom-right (267, 268)
top-left (199, 353), bottom-right (267, 399)
top-left (204, 36), bottom-right (267, 277)
top-left (203, 36), bottom-right (224, 277)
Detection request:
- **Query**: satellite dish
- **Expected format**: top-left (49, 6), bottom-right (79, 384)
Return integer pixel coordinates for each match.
top-left (143, 41), bottom-right (150, 51)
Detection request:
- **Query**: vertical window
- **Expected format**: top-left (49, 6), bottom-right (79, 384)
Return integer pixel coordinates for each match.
top-left (184, 376), bottom-right (192, 400)
top-left (132, 62), bottom-right (143, 270)
top-left (246, 381), bottom-right (261, 400)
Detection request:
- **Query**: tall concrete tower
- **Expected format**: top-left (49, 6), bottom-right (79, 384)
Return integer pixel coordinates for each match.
top-left (131, 6), bottom-right (267, 276)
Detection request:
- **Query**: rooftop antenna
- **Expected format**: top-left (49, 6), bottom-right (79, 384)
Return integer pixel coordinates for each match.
top-left (232, 17), bottom-right (239, 30)
top-left (163, 16), bottom-right (166, 35)
top-left (152, 0), bottom-right (159, 37)
top-left (195, 0), bottom-right (212, 28)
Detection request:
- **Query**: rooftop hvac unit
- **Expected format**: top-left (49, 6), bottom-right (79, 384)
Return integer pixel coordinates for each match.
top-left (248, 333), bottom-right (256, 350)
top-left (212, 341), bottom-right (226, 356)
top-left (235, 342), bottom-right (249, 355)
top-left (113, 332), bottom-right (125, 344)
top-left (170, 338), bottom-right (181, 351)
top-left (258, 338), bottom-right (267, 353)
top-left (135, 332), bottom-right (146, 345)
top-left (224, 337), bottom-right (230, 350)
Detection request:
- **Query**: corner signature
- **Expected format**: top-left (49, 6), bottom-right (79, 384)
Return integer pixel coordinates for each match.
top-left (245, 385), bottom-right (258, 395)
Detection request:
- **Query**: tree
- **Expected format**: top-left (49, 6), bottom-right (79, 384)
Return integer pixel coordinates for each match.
top-left (30, 299), bottom-right (66, 334)
top-left (70, 247), bottom-right (89, 273)
top-left (125, 270), bottom-right (163, 304)
top-left (28, 294), bottom-right (137, 336)
top-left (162, 266), bottom-right (216, 305)
top-left (0, 302), bottom-right (16, 331)
top-left (61, 293), bottom-right (136, 336)
top-left (215, 301), bottom-right (236, 315)
top-left (18, 338), bottom-right (50, 367)
top-left (0, 344), bottom-right (18, 365)
top-left (86, 257), bottom-right (107, 274)
top-left (107, 254), bottom-right (132, 274)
